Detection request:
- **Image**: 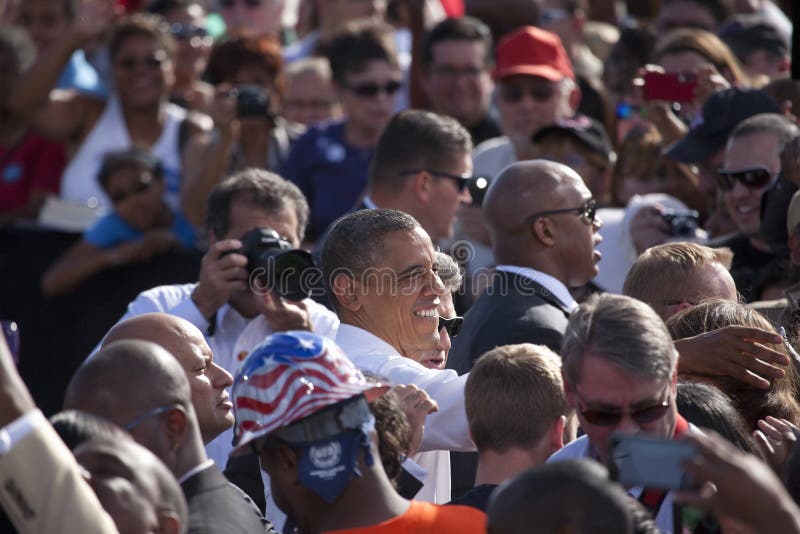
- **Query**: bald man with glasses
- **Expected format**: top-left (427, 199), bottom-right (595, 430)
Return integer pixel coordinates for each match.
top-left (448, 159), bottom-right (602, 377)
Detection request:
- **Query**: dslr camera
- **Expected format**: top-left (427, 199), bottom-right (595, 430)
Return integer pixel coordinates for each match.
top-left (660, 209), bottom-right (699, 237)
top-left (233, 85), bottom-right (271, 119)
top-left (235, 228), bottom-right (314, 301)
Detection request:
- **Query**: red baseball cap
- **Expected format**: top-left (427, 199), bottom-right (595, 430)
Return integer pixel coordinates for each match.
top-left (492, 26), bottom-right (574, 82)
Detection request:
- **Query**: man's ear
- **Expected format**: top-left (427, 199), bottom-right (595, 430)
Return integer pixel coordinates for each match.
top-left (411, 170), bottom-right (434, 203)
top-left (531, 218), bottom-right (556, 247)
top-left (331, 272), bottom-right (361, 312)
top-left (568, 85), bottom-right (582, 115)
top-left (163, 406), bottom-right (189, 450)
top-left (549, 415), bottom-right (566, 454)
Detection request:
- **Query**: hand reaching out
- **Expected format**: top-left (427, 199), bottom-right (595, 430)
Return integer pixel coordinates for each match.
top-left (390, 384), bottom-right (438, 457)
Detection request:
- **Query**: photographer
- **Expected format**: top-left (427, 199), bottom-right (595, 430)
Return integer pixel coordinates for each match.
top-left (181, 36), bottom-right (305, 227)
top-left (99, 169), bottom-right (339, 467)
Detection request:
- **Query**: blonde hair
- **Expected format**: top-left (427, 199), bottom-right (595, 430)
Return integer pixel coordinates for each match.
top-left (654, 28), bottom-right (751, 86)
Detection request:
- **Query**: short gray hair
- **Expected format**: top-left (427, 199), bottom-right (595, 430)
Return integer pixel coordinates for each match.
top-left (436, 252), bottom-right (463, 293)
top-left (562, 293), bottom-right (678, 385)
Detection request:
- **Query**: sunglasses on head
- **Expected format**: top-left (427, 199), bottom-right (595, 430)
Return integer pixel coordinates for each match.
top-left (348, 80), bottom-right (402, 98)
top-left (498, 82), bottom-right (556, 103)
top-left (577, 389), bottom-right (671, 427)
top-left (716, 167), bottom-right (776, 192)
top-left (438, 316), bottom-right (463, 338)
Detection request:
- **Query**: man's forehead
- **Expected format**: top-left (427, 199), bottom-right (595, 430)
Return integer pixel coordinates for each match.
top-left (378, 228), bottom-right (434, 266)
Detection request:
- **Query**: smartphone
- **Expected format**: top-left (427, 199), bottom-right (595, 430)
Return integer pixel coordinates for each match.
top-left (643, 72), bottom-right (697, 102)
top-left (608, 434), bottom-right (697, 490)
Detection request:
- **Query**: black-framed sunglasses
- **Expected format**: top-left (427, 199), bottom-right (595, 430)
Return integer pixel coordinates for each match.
top-left (115, 51), bottom-right (168, 71)
top-left (400, 169), bottom-right (479, 192)
top-left (526, 198), bottom-right (597, 225)
top-left (438, 316), bottom-right (463, 338)
top-left (716, 167), bottom-right (776, 192)
top-left (577, 390), bottom-right (671, 427)
top-left (219, 0), bottom-right (263, 7)
top-left (348, 80), bottom-right (402, 98)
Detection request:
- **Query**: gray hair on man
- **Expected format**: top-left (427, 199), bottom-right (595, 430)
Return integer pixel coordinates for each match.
top-left (561, 293), bottom-right (679, 384)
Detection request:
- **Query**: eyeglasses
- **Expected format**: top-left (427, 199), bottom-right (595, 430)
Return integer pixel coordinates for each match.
top-left (115, 51), bottom-right (168, 71)
top-left (219, 0), bottom-right (263, 7)
top-left (109, 176), bottom-right (155, 204)
top-left (124, 404), bottom-right (179, 431)
top-left (347, 80), bottom-right (402, 98)
top-left (716, 167), bottom-right (777, 192)
top-left (526, 198), bottom-right (597, 225)
top-left (498, 82), bottom-right (556, 103)
top-left (438, 316), bottom-right (463, 338)
top-left (575, 387), bottom-right (672, 427)
top-left (169, 23), bottom-right (213, 47)
top-left (399, 169), bottom-right (478, 192)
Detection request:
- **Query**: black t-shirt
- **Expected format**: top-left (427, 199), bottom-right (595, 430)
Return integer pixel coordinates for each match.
top-left (446, 483), bottom-right (497, 512)
top-left (709, 233), bottom-right (776, 302)
top-left (469, 116), bottom-right (502, 147)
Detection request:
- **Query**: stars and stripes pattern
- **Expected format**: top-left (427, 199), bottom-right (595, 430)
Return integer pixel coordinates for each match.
top-left (232, 331), bottom-right (373, 448)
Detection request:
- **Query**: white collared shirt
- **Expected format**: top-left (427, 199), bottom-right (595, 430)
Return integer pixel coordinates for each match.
top-left (177, 459), bottom-right (215, 485)
top-left (335, 324), bottom-right (474, 453)
top-left (495, 265), bottom-right (578, 313)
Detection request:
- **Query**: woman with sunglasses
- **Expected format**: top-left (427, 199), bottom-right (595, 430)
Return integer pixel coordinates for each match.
top-left (282, 20), bottom-right (402, 243)
top-left (148, 0), bottom-right (214, 111)
top-left (8, 8), bottom-right (210, 216)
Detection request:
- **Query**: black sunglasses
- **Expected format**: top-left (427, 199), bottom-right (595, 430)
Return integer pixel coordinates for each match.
top-left (400, 169), bottom-right (480, 192)
top-left (219, 0), bottom-right (263, 7)
top-left (499, 82), bottom-right (556, 103)
top-left (578, 391), bottom-right (671, 427)
top-left (115, 52), bottom-right (167, 70)
top-left (716, 167), bottom-right (776, 192)
top-left (348, 80), bottom-right (402, 98)
top-left (438, 316), bottom-right (463, 338)
top-left (526, 198), bottom-right (597, 225)
top-left (169, 23), bottom-right (209, 40)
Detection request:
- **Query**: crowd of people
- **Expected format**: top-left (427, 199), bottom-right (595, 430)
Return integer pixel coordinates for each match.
top-left (2, 0), bottom-right (800, 532)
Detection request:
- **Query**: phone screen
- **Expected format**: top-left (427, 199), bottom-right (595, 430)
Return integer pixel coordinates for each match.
top-left (609, 434), bottom-right (697, 490)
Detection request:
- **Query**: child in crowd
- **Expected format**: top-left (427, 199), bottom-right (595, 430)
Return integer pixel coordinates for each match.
top-left (41, 148), bottom-right (196, 296)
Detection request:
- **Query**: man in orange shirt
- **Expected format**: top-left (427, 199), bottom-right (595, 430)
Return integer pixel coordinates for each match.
top-left (230, 330), bottom-right (486, 533)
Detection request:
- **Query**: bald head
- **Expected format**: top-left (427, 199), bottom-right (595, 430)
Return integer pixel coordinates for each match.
top-left (484, 160), bottom-right (585, 234)
top-left (75, 436), bottom-right (188, 534)
top-left (101, 313), bottom-right (235, 444)
top-left (65, 340), bottom-right (190, 426)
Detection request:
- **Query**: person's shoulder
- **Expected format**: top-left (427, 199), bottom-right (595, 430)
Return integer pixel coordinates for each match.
top-left (133, 283), bottom-right (198, 305)
top-left (548, 435), bottom-right (590, 462)
top-left (707, 232), bottom-right (746, 249)
top-left (406, 500), bottom-right (486, 532)
top-left (472, 136), bottom-right (511, 158)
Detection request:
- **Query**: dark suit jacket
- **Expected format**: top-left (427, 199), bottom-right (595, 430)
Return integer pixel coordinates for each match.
top-left (447, 270), bottom-right (571, 376)
top-left (446, 270), bottom-right (572, 499)
top-left (182, 464), bottom-right (276, 534)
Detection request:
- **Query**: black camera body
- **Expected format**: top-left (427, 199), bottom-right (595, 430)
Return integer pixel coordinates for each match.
top-left (468, 175), bottom-right (491, 206)
top-left (234, 85), bottom-right (270, 119)
top-left (660, 209), bottom-right (699, 237)
top-left (236, 228), bottom-right (314, 301)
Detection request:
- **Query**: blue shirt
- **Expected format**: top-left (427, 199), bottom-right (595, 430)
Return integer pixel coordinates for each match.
top-left (84, 210), bottom-right (196, 250)
top-left (282, 120), bottom-right (374, 239)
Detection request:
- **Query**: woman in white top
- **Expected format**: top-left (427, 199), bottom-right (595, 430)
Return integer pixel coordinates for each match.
top-left (9, 6), bottom-right (210, 213)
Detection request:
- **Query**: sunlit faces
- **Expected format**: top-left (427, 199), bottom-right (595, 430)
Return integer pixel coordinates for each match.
top-left (354, 227), bottom-right (445, 357)
top-left (424, 39), bottom-right (492, 127)
top-left (219, 0), bottom-right (286, 37)
top-left (105, 166), bottom-right (165, 232)
top-left (564, 354), bottom-right (678, 464)
top-left (164, 3), bottom-right (211, 79)
top-left (338, 60), bottom-right (401, 135)
top-left (409, 291), bottom-right (456, 370)
top-left (18, 0), bottom-right (69, 51)
top-left (722, 132), bottom-right (782, 237)
top-left (547, 175), bottom-right (603, 287)
top-left (74, 440), bottom-right (163, 534)
top-left (169, 324), bottom-right (235, 444)
top-left (495, 75), bottom-right (569, 149)
top-left (424, 152), bottom-right (473, 242)
top-left (112, 35), bottom-right (174, 109)
top-left (283, 70), bottom-right (340, 126)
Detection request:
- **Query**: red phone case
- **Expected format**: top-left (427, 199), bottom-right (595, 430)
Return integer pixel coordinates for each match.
top-left (643, 72), bottom-right (696, 102)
